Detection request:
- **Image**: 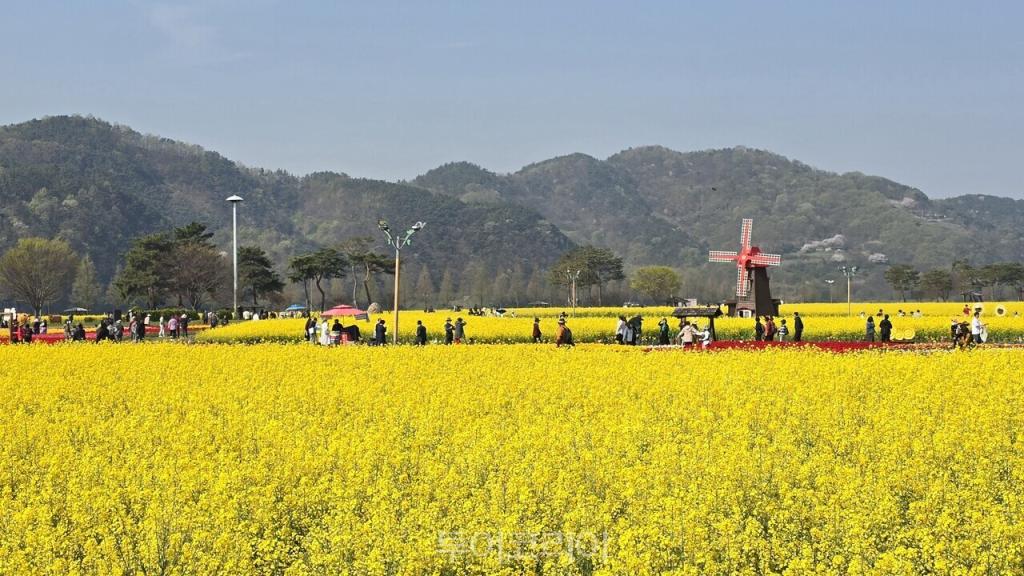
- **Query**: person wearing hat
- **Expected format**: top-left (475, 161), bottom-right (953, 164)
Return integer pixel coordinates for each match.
top-left (443, 318), bottom-right (454, 345)
top-left (555, 317), bottom-right (574, 347)
top-left (532, 317), bottom-right (542, 343)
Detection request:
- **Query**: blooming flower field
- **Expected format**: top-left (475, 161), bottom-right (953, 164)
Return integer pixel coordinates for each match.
top-left (197, 302), bottom-right (1024, 344)
top-left (2, 343), bottom-right (1023, 574)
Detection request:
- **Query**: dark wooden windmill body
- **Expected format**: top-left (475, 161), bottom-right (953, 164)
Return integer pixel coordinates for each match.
top-left (709, 218), bottom-right (782, 317)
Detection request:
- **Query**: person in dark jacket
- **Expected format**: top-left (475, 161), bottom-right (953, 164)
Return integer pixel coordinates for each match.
top-left (453, 318), bottom-right (466, 344)
top-left (374, 319), bottom-right (387, 345)
top-left (532, 318), bottom-right (542, 343)
top-left (865, 316), bottom-right (875, 342)
top-left (657, 318), bottom-right (671, 345)
top-left (73, 323), bottom-right (86, 341)
top-left (443, 318), bottom-right (454, 345)
top-left (304, 317), bottom-right (316, 342)
top-left (94, 321), bottom-right (109, 342)
top-left (754, 316), bottom-right (764, 341)
top-left (414, 320), bottom-right (427, 345)
top-left (793, 312), bottom-right (804, 342)
top-left (879, 314), bottom-right (893, 342)
top-left (763, 316), bottom-right (776, 341)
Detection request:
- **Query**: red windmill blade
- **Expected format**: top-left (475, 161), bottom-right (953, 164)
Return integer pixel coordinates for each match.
top-left (739, 218), bottom-right (752, 250)
top-left (736, 267), bottom-right (750, 298)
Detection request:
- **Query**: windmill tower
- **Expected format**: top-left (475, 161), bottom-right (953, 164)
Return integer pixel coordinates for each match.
top-left (709, 218), bottom-right (782, 317)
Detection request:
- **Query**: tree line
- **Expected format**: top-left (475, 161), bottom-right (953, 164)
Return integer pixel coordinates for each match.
top-left (884, 260), bottom-right (1024, 301)
top-left (2, 226), bottom-right (1022, 316)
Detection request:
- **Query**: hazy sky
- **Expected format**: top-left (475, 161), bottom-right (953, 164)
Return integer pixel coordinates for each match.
top-left (3, 1), bottom-right (1023, 198)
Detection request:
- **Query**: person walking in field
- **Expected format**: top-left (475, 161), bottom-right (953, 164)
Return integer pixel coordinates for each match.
top-left (453, 317), bottom-right (466, 344)
top-left (971, 311), bottom-right (985, 344)
top-left (615, 315), bottom-right (627, 344)
top-left (679, 320), bottom-right (697, 348)
top-left (777, 319), bottom-right (789, 341)
top-left (865, 316), bottom-right (875, 342)
top-left (879, 314), bottom-right (892, 343)
top-left (320, 318), bottom-right (331, 346)
top-left (167, 315), bottom-right (178, 339)
top-left (415, 320), bottom-right (427, 345)
top-left (374, 319), bottom-right (387, 345)
top-left (158, 315), bottom-right (166, 338)
top-left (754, 316), bottom-right (764, 341)
top-left (763, 316), bottom-right (777, 342)
top-left (305, 316), bottom-right (316, 342)
top-left (792, 312), bottom-right (803, 342)
top-left (532, 317), bottom-right (542, 343)
top-left (555, 318), bottom-right (574, 347)
top-left (444, 318), bottom-right (454, 345)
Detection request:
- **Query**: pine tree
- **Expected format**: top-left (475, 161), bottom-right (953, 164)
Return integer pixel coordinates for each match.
top-left (492, 270), bottom-right (511, 305)
top-left (438, 268), bottom-right (455, 306)
top-left (413, 265), bottom-right (436, 308)
top-left (71, 254), bottom-right (101, 310)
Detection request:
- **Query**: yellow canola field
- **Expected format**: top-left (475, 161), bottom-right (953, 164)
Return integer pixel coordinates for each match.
top-left (2, 344), bottom-right (1024, 574)
top-left (198, 309), bottom-right (1024, 344)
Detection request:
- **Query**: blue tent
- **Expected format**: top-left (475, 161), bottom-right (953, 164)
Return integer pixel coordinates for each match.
top-left (284, 304), bottom-right (307, 312)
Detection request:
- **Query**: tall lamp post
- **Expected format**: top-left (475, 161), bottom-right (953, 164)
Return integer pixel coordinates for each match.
top-left (825, 279), bottom-right (835, 304)
top-left (378, 219), bottom-right (426, 344)
top-left (564, 269), bottom-right (581, 317)
top-left (839, 266), bottom-right (859, 316)
top-left (226, 195), bottom-right (243, 318)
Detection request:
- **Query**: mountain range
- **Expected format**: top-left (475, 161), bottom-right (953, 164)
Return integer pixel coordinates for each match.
top-left (1, 115), bottom-right (1021, 305)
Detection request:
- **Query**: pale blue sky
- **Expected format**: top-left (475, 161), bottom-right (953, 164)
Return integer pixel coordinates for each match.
top-left (2, 1), bottom-right (1022, 198)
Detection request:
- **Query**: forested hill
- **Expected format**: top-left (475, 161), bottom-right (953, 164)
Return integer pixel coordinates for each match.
top-left (415, 148), bottom-right (1023, 298)
top-left (1, 115), bottom-right (1021, 304)
top-left (0, 116), bottom-right (573, 294)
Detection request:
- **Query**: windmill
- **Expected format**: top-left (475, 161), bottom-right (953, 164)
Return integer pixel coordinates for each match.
top-left (709, 218), bottom-right (782, 317)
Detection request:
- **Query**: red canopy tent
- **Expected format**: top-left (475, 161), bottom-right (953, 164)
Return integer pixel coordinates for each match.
top-left (321, 305), bottom-right (369, 320)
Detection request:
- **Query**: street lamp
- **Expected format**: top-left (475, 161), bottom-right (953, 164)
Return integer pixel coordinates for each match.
top-left (825, 279), bottom-right (835, 304)
top-left (838, 266), bottom-right (859, 316)
top-left (564, 269), bottom-right (581, 317)
top-left (226, 195), bottom-right (243, 318)
top-left (378, 218), bottom-right (426, 344)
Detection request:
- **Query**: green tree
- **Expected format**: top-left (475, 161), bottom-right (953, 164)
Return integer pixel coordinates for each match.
top-left (114, 233), bottom-right (174, 308)
top-left (290, 248), bottom-right (347, 312)
top-left (168, 242), bottom-right (226, 310)
top-left (239, 246), bottom-right (284, 307)
top-left (287, 254), bottom-right (317, 312)
top-left (630, 266), bottom-right (682, 304)
top-left (884, 264), bottom-right (920, 302)
top-left (0, 237), bottom-right (78, 315)
top-left (437, 267), bottom-right (455, 306)
top-left (71, 254), bottom-right (101, 310)
top-left (919, 269), bottom-right (953, 301)
top-left (548, 246), bottom-right (624, 305)
top-left (413, 264), bottom-right (436, 308)
top-left (980, 263), bottom-right (1024, 300)
top-left (173, 222), bottom-right (215, 247)
top-left (339, 237), bottom-right (394, 307)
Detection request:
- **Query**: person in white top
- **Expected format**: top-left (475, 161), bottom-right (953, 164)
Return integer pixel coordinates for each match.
top-left (971, 311), bottom-right (984, 344)
top-left (319, 318), bottom-right (331, 346)
top-left (158, 315), bottom-right (165, 337)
